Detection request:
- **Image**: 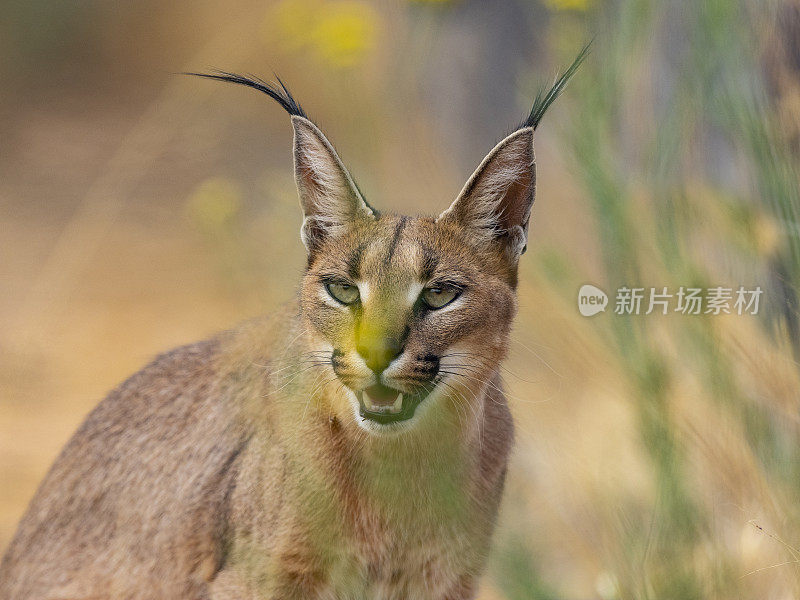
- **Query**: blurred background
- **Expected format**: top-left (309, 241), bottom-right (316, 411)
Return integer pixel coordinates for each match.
top-left (2, 0), bottom-right (800, 597)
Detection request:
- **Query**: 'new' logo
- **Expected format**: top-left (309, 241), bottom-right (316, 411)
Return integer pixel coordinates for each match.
top-left (578, 284), bottom-right (608, 316)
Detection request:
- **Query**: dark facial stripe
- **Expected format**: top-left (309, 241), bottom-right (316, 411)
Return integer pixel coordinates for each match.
top-left (384, 217), bottom-right (408, 264)
top-left (347, 241), bottom-right (369, 280)
top-left (420, 244), bottom-right (439, 281)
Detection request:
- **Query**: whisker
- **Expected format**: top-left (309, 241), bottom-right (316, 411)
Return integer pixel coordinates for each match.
top-left (442, 351), bottom-right (542, 384)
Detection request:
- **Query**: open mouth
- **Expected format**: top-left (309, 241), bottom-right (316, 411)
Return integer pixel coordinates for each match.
top-left (356, 384), bottom-right (427, 425)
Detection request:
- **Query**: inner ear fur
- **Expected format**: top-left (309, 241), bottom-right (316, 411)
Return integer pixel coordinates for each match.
top-left (437, 127), bottom-right (535, 259)
top-left (292, 116), bottom-right (374, 253)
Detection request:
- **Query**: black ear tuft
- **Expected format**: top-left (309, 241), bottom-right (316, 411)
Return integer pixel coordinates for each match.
top-left (521, 42), bottom-right (591, 131)
top-left (184, 70), bottom-right (308, 119)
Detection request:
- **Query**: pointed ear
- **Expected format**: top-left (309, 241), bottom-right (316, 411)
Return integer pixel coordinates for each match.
top-left (291, 116), bottom-right (374, 253)
top-left (437, 127), bottom-right (535, 260)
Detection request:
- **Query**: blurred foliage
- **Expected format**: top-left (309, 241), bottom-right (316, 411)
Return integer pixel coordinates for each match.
top-left (519, 0), bottom-right (800, 597)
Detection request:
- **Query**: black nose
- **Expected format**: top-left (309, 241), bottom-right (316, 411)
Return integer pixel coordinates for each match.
top-left (357, 337), bottom-right (402, 374)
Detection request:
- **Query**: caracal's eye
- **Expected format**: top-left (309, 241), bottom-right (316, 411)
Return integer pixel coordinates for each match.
top-left (326, 282), bottom-right (360, 305)
top-left (421, 285), bottom-right (461, 309)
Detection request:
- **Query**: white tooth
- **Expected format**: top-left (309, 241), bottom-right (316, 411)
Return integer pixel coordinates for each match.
top-left (363, 394), bottom-right (375, 410)
top-left (392, 394), bottom-right (403, 413)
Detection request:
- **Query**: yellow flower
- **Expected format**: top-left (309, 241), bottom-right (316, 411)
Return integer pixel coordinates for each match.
top-left (752, 212), bottom-right (781, 258)
top-left (271, 0), bottom-right (319, 51)
top-left (186, 177), bottom-right (242, 234)
top-left (544, 0), bottom-right (594, 11)
top-left (312, 2), bottom-right (378, 68)
top-left (267, 0), bottom-right (378, 69)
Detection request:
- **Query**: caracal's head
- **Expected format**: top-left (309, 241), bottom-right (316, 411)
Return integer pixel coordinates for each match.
top-left (293, 115), bottom-right (530, 435)
top-left (189, 52), bottom-right (586, 434)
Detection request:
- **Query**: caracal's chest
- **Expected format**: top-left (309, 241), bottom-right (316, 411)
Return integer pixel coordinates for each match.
top-left (323, 507), bottom-right (475, 600)
top-left (218, 480), bottom-right (479, 599)
top-left (317, 460), bottom-right (483, 600)
top-left (225, 413), bottom-right (488, 598)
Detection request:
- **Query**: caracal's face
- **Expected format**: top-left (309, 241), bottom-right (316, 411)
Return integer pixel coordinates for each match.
top-left (300, 214), bottom-right (517, 435)
top-left (191, 53), bottom-right (586, 434)
top-left (285, 115), bottom-right (533, 435)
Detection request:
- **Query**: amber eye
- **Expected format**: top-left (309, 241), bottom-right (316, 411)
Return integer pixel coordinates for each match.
top-left (326, 282), bottom-right (360, 305)
top-left (421, 285), bottom-right (461, 309)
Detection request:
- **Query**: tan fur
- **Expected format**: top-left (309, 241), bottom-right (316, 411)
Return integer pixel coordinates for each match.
top-left (0, 117), bottom-right (537, 599)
